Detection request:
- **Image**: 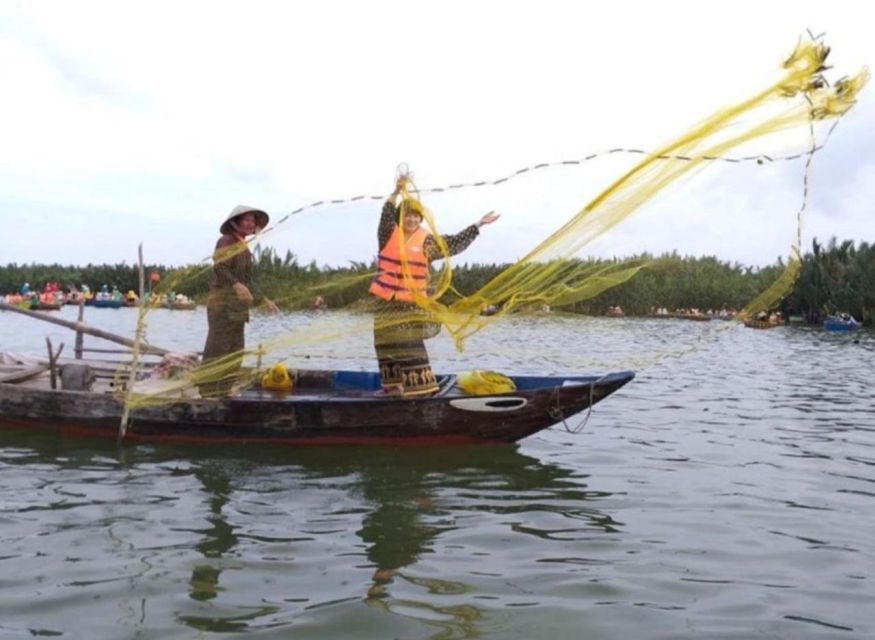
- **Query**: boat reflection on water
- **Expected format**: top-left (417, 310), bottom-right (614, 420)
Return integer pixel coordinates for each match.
top-left (179, 445), bottom-right (621, 636)
top-left (0, 430), bottom-right (620, 637)
top-left (187, 463), bottom-right (236, 604)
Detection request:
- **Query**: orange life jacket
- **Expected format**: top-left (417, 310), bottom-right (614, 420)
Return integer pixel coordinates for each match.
top-left (369, 226), bottom-right (429, 302)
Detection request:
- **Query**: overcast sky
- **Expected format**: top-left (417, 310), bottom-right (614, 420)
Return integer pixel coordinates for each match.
top-left (1, 0), bottom-right (872, 270)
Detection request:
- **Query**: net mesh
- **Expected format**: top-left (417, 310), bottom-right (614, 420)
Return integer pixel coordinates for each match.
top-left (118, 37), bottom-right (867, 408)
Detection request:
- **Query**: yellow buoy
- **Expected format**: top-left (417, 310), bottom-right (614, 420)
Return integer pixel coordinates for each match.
top-left (457, 370), bottom-right (516, 396)
top-left (261, 362), bottom-right (294, 392)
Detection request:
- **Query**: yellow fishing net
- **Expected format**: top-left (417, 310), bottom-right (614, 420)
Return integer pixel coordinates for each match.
top-left (119, 37), bottom-right (867, 409)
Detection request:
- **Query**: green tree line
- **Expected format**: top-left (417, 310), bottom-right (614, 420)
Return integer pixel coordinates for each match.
top-left (2, 238), bottom-right (872, 325)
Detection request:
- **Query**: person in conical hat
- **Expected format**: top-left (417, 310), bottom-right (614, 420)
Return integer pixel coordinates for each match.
top-left (200, 205), bottom-right (279, 397)
top-left (220, 204), bottom-right (269, 235)
top-left (369, 172), bottom-right (500, 397)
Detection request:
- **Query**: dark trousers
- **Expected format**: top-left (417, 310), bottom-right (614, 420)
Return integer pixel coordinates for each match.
top-left (199, 302), bottom-right (247, 397)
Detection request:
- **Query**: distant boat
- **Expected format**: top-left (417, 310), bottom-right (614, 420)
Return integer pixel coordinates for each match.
top-left (823, 316), bottom-right (860, 331)
top-left (168, 301), bottom-right (197, 311)
top-left (28, 301), bottom-right (63, 312)
top-left (744, 319), bottom-right (780, 329)
top-left (676, 313), bottom-right (710, 322)
top-left (91, 299), bottom-right (124, 309)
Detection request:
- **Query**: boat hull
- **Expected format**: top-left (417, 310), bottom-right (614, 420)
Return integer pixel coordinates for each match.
top-left (91, 299), bottom-right (124, 309)
top-left (823, 318), bottom-right (860, 331)
top-left (744, 319), bottom-right (783, 329)
top-left (0, 370), bottom-right (634, 445)
top-left (29, 302), bottom-right (64, 311)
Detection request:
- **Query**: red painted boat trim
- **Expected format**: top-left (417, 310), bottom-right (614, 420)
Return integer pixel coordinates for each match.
top-left (0, 417), bottom-right (501, 446)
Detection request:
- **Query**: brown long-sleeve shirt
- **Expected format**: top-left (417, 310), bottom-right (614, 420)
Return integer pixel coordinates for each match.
top-left (207, 234), bottom-right (265, 323)
top-left (208, 234), bottom-right (263, 298)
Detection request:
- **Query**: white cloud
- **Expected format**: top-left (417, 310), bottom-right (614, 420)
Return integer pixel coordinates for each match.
top-left (1, 0), bottom-right (873, 267)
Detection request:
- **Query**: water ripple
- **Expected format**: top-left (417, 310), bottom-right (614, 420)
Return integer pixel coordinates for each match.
top-left (1, 313), bottom-right (874, 638)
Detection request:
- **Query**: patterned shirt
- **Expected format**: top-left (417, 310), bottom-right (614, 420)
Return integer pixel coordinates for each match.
top-left (377, 199), bottom-right (480, 261)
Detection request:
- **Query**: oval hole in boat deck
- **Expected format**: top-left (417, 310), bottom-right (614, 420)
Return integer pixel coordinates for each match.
top-left (485, 399), bottom-right (526, 409)
top-left (449, 397), bottom-right (528, 413)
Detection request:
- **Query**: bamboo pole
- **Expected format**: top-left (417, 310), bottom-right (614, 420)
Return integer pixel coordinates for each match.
top-left (119, 244), bottom-right (148, 442)
top-left (74, 300), bottom-right (85, 359)
top-left (138, 252), bottom-right (145, 301)
top-left (0, 300), bottom-right (170, 356)
top-left (45, 337), bottom-right (64, 390)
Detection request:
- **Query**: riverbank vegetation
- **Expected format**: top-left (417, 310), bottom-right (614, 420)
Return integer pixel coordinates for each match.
top-left (2, 237), bottom-right (872, 326)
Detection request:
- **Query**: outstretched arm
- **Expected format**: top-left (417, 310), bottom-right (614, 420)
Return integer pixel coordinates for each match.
top-left (425, 211), bottom-right (501, 260)
top-left (476, 211), bottom-right (500, 228)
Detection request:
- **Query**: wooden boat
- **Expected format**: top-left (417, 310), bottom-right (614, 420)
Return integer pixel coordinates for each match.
top-left (28, 300), bottom-right (64, 311)
top-left (168, 301), bottom-right (197, 310)
top-left (0, 353), bottom-right (634, 445)
top-left (744, 318), bottom-right (783, 329)
top-left (676, 313), bottom-right (711, 321)
top-left (823, 316), bottom-right (860, 331)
